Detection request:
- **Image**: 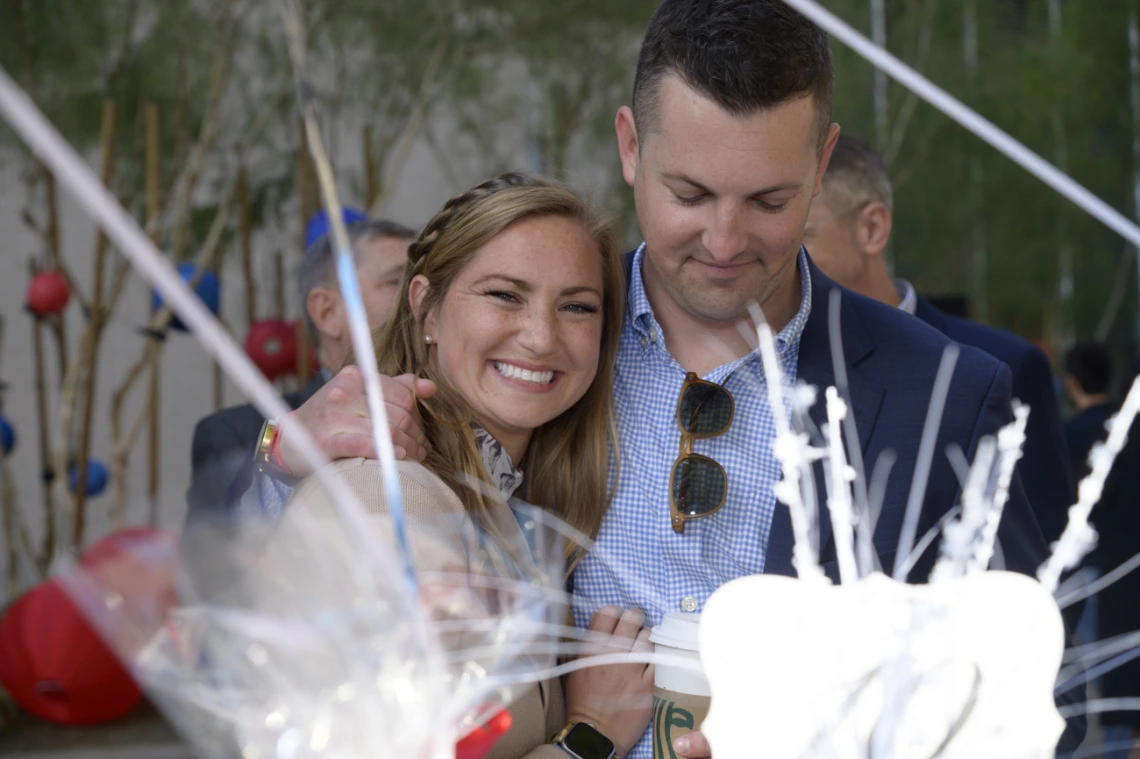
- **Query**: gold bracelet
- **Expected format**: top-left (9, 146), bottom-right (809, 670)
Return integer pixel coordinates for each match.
top-left (254, 417), bottom-right (280, 472)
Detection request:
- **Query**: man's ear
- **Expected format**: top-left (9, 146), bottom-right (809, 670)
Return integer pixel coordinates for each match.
top-left (307, 286), bottom-right (344, 344)
top-left (855, 201), bottom-right (893, 258)
top-left (615, 106), bottom-right (640, 188)
top-left (408, 274), bottom-right (437, 337)
top-left (812, 123), bottom-right (842, 197)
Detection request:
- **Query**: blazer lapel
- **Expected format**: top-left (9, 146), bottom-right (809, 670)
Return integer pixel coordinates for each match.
top-left (764, 257), bottom-right (886, 577)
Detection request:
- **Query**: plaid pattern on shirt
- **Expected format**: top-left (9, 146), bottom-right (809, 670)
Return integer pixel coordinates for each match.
top-left (570, 243), bottom-right (811, 759)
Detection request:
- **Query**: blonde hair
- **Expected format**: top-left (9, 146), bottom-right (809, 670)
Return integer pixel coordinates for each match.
top-left (372, 172), bottom-right (623, 563)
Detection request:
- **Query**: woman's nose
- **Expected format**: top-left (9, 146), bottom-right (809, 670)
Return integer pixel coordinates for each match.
top-left (517, 308), bottom-right (558, 355)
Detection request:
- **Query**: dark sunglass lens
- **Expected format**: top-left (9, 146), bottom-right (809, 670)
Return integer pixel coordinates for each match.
top-left (679, 381), bottom-right (733, 436)
top-left (672, 457), bottom-right (727, 517)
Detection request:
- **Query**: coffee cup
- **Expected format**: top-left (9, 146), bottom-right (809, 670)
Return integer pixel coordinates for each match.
top-left (650, 612), bottom-right (710, 759)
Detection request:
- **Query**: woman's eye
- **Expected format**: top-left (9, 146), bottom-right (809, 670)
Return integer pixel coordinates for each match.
top-left (563, 303), bottom-right (600, 314)
top-left (486, 290), bottom-right (519, 303)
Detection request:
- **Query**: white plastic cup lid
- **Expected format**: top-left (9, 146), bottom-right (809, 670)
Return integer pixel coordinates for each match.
top-left (649, 611), bottom-right (701, 651)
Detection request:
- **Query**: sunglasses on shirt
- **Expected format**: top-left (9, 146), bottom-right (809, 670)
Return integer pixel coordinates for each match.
top-left (670, 373), bottom-right (735, 534)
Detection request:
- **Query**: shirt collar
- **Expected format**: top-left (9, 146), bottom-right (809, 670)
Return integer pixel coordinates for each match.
top-left (471, 423), bottom-right (524, 500)
top-left (627, 242), bottom-right (813, 359)
top-left (894, 278), bottom-right (917, 316)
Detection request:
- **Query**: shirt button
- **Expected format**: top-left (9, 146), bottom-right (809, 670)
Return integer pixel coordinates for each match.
top-left (648, 325), bottom-right (659, 343)
top-left (681, 596), bottom-right (699, 613)
top-left (640, 336), bottom-right (648, 350)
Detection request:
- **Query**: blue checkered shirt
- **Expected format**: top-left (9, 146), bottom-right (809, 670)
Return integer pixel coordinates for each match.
top-left (571, 244), bottom-right (811, 759)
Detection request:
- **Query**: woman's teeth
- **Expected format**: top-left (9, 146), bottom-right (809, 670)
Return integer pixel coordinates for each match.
top-left (495, 361), bottom-right (554, 385)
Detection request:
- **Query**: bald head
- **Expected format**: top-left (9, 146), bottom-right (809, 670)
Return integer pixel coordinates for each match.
top-left (804, 134), bottom-right (898, 306)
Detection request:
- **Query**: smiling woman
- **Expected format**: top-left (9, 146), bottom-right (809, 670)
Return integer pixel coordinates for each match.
top-left (301, 172), bottom-right (648, 759)
top-left (370, 172), bottom-right (625, 548)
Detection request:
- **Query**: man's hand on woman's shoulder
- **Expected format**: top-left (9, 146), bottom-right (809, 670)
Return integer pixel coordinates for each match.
top-left (279, 366), bottom-right (436, 476)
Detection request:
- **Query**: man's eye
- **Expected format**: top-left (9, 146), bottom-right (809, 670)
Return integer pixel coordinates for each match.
top-left (757, 200), bottom-right (788, 212)
top-left (675, 193), bottom-right (705, 207)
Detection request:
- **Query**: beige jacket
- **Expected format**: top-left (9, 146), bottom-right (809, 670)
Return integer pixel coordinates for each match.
top-left (288, 458), bottom-right (568, 759)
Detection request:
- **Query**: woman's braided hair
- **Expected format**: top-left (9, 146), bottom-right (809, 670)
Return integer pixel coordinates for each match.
top-left (368, 171), bottom-right (625, 564)
top-left (406, 172), bottom-right (537, 273)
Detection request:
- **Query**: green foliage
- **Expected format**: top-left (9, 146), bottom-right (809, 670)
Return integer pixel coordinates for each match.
top-left (1, 0), bottom-right (1136, 350)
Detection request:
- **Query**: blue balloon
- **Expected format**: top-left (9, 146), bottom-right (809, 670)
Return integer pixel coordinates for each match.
top-left (68, 459), bottom-right (108, 497)
top-left (304, 207), bottom-right (368, 249)
top-left (151, 262), bottom-right (220, 331)
top-left (0, 416), bottom-right (14, 456)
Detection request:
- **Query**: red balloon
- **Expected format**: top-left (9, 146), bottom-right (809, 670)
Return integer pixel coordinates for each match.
top-left (0, 580), bottom-right (142, 725)
top-left (244, 319), bottom-right (299, 382)
top-left (78, 527), bottom-right (181, 659)
top-left (81, 526), bottom-right (178, 568)
top-left (26, 271), bottom-right (71, 316)
top-left (456, 708), bottom-right (513, 759)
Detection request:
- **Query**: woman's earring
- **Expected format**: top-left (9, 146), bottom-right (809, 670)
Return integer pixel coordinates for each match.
top-left (424, 335), bottom-right (434, 345)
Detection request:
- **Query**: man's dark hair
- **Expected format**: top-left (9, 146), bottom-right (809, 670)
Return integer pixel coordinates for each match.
top-left (822, 134), bottom-right (894, 212)
top-left (632, 0), bottom-right (834, 148)
top-left (297, 218), bottom-right (417, 345)
top-left (1065, 342), bottom-right (1113, 395)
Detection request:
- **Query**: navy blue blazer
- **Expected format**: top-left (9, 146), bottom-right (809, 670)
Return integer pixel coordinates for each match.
top-left (914, 296), bottom-right (1074, 545)
top-left (760, 261), bottom-right (1048, 580)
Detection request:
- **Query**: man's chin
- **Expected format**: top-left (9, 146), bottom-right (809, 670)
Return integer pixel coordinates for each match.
top-left (677, 293), bottom-right (753, 325)
top-left (674, 274), bottom-right (761, 324)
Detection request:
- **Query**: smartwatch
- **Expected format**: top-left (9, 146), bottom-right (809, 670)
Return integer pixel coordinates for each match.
top-left (550, 723), bottom-right (617, 759)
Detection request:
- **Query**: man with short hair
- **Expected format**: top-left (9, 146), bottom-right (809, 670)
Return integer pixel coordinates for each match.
top-left (243, 3), bottom-right (1052, 756)
top-left (1062, 342), bottom-right (1114, 481)
top-left (186, 216), bottom-right (416, 522)
top-left (804, 133), bottom-right (1074, 544)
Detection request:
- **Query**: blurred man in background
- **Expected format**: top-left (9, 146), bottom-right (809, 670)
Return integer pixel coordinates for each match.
top-left (1062, 342), bottom-right (1114, 480)
top-left (185, 215), bottom-right (416, 521)
top-left (804, 133), bottom-right (1074, 546)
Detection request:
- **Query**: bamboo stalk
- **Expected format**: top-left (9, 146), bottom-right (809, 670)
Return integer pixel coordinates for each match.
top-left (43, 171), bottom-right (74, 377)
top-left (370, 33), bottom-right (450, 213)
top-left (298, 119), bottom-right (315, 245)
top-left (0, 317), bottom-right (14, 594)
top-left (239, 160), bottom-right (255, 327)
top-left (297, 124), bottom-right (313, 385)
top-left (146, 103), bottom-right (161, 527)
top-left (0, 312), bottom-right (34, 586)
top-left (2, 460), bottom-right (17, 598)
top-left (363, 126), bottom-right (377, 208)
top-left (297, 318), bottom-right (312, 383)
top-left (108, 186), bottom-right (236, 498)
top-left (29, 258), bottom-right (55, 570)
top-left (274, 251), bottom-right (286, 320)
top-left (170, 0), bottom-right (238, 262)
top-left (72, 99), bottom-right (117, 547)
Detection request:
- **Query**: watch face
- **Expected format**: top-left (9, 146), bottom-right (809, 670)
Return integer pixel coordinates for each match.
top-left (564, 723), bottom-right (615, 759)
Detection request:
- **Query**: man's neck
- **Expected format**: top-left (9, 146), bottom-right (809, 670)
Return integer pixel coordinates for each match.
top-left (642, 257), bottom-right (801, 377)
top-left (864, 265), bottom-right (903, 309)
top-left (1074, 392), bottom-right (1110, 412)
